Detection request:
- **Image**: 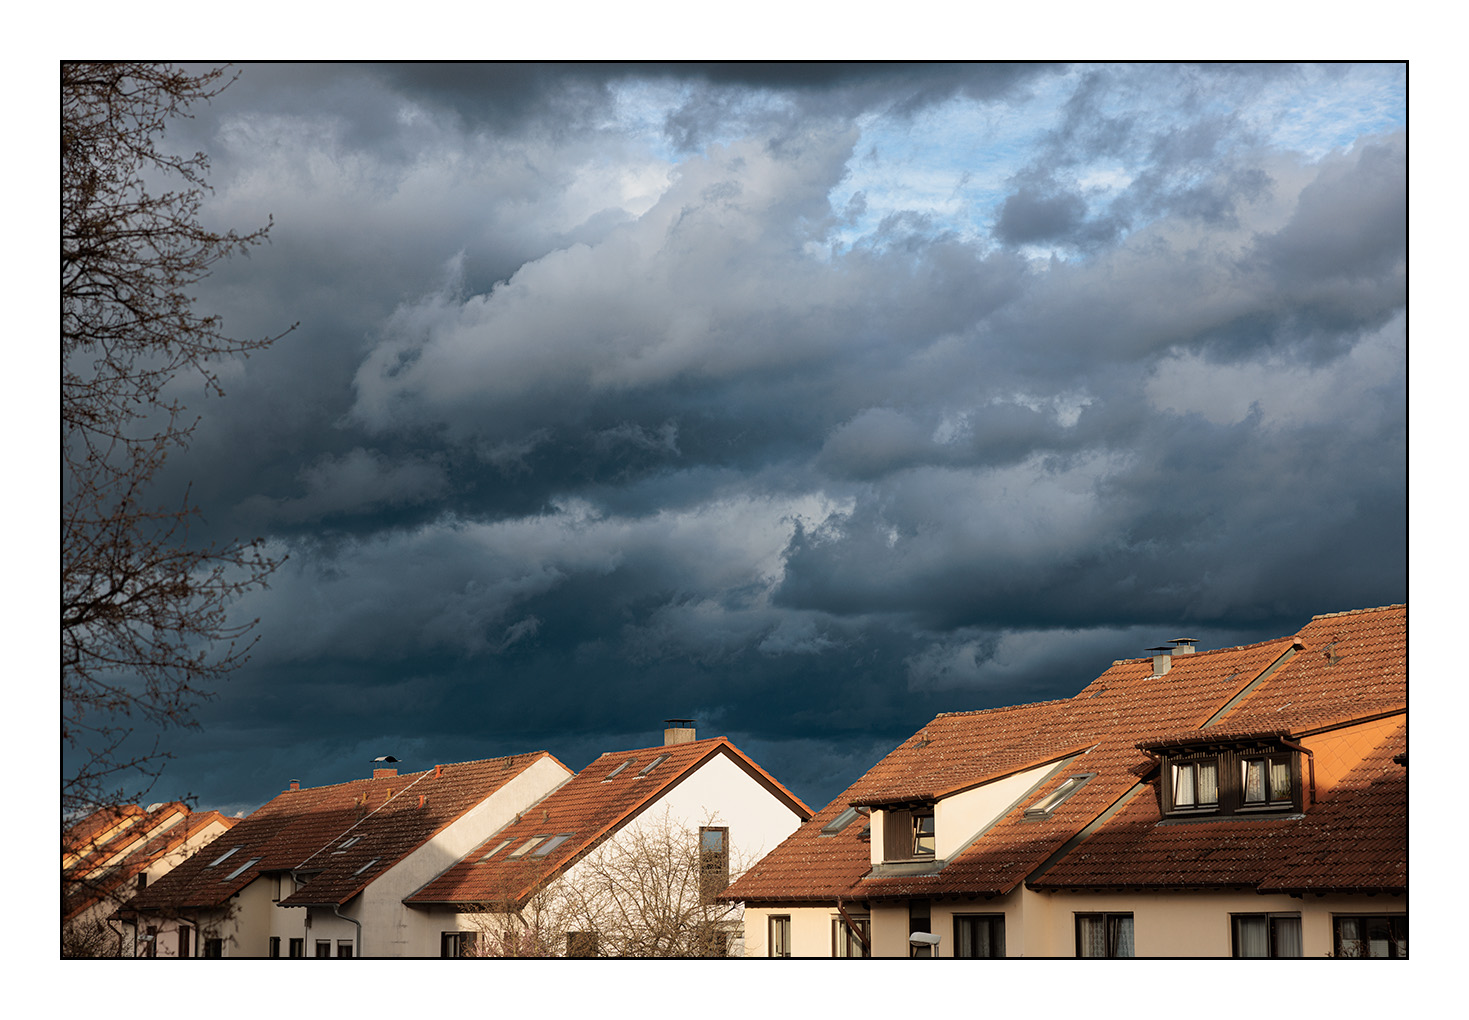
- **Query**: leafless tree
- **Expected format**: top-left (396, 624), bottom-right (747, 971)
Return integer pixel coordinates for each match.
top-left (460, 810), bottom-right (748, 958)
top-left (62, 63), bottom-right (293, 824)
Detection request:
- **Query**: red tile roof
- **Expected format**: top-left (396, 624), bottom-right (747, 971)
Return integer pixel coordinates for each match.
top-left (724, 604), bottom-right (1405, 905)
top-left (407, 737), bottom-right (811, 908)
top-left (130, 753), bottom-right (559, 912)
top-left (63, 806), bottom-right (237, 922)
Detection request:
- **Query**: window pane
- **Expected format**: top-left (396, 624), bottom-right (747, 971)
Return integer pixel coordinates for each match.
top-left (1270, 760), bottom-right (1292, 802)
top-left (1077, 916), bottom-right (1106, 957)
top-left (1198, 762), bottom-right (1218, 804)
top-left (1173, 764), bottom-right (1196, 807)
top-left (1272, 915), bottom-right (1302, 957)
top-left (1243, 760), bottom-right (1266, 803)
top-left (1111, 915), bottom-right (1134, 958)
top-left (1235, 915), bottom-right (1269, 957)
top-left (913, 813), bottom-right (935, 856)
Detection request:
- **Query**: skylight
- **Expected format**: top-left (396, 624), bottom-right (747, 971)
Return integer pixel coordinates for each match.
top-left (353, 858), bottom-right (381, 876)
top-left (1024, 773), bottom-right (1096, 819)
top-left (222, 857), bottom-right (261, 881)
top-left (479, 839), bottom-right (512, 862)
top-left (206, 846), bottom-right (241, 868)
top-left (532, 834), bottom-right (574, 856)
top-left (604, 760), bottom-right (635, 781)
top-left (821, 807), bottom-right (861, 836)
top-left (508, 837), bottom-right (547, 858)
top-left (638, 755), bottom-right (669, 776)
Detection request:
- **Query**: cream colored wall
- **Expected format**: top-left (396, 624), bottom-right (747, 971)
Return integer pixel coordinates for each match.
top-left (742, 905), bottom-right (850, 957)
top-left (934, 761), bottom-right (1069, 859)
top-left (351, 755), bottom-right (574, 957)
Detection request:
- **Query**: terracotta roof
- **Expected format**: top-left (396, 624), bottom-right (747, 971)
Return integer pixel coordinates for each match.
top-left (63, 806), bottom-right (237, 922)
top-left (406, 737), bottom-right (811, 908)
top-left (725, 604), bottom-right (1405, 904)
top-left (131, 753), bottom-right (558, 912)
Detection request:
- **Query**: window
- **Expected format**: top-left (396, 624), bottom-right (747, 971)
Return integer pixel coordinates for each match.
top-left (1076, 913), bottom-right (1134, 957)
top-left (479, 839), bottom-right (512, 861)
top-left (639, 754), bottom-right (669, 775)
top-left (352, 857), bottom-right (380, 876)
top-left (768, 915), bottom-right (792, 958)
top-left (532, 833), bottom-right (574, 856)
top-left (441, 931), bottom-right (480, 958)
top-left (1232, 913), bottom-right (1302, 957)
top-left (954, 914), bottom-right (1006, 958)
top-left (1158, 745), bottom-right (1300, 816)
top-left (177, 927), bottom-right (191, 958)
top-left (821, 806), bottom-right (861, 835)
top-left (509, 836), bottom-right (547, 858)
top-left (1025, 773), bottom-right (1097, 819)
top-left (315, 940), bottom-right (332, 958)
top-left (332, 835), bottom-right (361, 853)
top-left (136, 872), bottom-right (148, 891)
top-left (268, 936), bottom-right (280, 958)
top-left (700, 826), bottom-right (729, 903)
top-left (1334, 915), bottom-right (1407, 958)
top-left (205, 846), bottom-right (241, 868)
top-left (203, 938), bottom-right (223, 958)
top-left (142, 925), bottom-right (157, 958)
top-left (883, 807), bottom-right (935, 860)
top-left (604, 759), bottom-right (635, 780)
top-left (833, 916), bottom-right (871, 958)
top-left (909, 899), bottom-right (933, 957)
top-left (222, 856), bottom-right (261, 881)
top-left (567, 931), bottom-right (599, 958)
top-left (337, 940), bottom-right (353, 958)
top-left (289, 938), bottom-right (304, 958)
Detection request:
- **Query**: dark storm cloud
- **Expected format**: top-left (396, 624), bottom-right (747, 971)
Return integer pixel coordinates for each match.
top-left (121, 63), bottom-right (1403, 813)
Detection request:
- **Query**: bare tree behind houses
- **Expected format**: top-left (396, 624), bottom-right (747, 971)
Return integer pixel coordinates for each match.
top-left (62, 63), bottom-right (293, 829)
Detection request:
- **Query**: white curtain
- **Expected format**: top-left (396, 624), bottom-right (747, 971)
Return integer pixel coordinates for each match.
top-left (1235, 915), bottom-right (1269, 957)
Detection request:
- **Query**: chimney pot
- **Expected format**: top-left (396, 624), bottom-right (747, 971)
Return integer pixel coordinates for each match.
top-left (663, 719), bottom-right (697, 745)
top-left (289, 780), bottom-right (300, 792)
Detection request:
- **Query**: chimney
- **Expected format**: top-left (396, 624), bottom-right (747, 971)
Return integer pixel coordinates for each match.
top-left (1169, 637), bottom-right (1198, 655)
top-left (664, 719), bottom-right (697, 746)
top-left (1146, 646), bottom-right (1173, 676)
top-left (373, 768), bottom-right (397, 780)
top-left (289, 780), bottom-right (300, 792)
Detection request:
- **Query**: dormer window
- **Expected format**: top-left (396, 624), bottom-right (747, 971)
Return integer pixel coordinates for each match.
top-left (882, 806), bottom-right (935, 861)
top-left (1157, 742), bottom-right (1300, 816)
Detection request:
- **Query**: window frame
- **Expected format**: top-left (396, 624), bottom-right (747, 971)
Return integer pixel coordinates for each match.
top-left (1332, 914), bottom-right (1407, 958)
top-left (336, 940), bottom-right (353, 958)
top-left (882, 805), bottom-right (936, 861)
top-left (288, 937), bottom-right (305, 958)
top-left (832, 915), bottom-right (871, 958)
top-left (1231, 912), bottom-right (1302, 958)
top-left (1075, 912), bottom-right (1134, 958)
top-left (768, 914), bottom-right (792, 958)
top-left (1024, 773), bottom-right (1097, 819)
top-left (441, 931), bottom-right (480, 958)
top-left (1159, 744), bottom-right (1301, 817)
top-left (699, 825), bottom-right (729, 903)
top-left (315, 939), bottom-right (332, 958)
top-left (953, 913), bottom-right (1006, 958)
top-left (268, 936), bottom-right (280, 958)
top-left (202, 937), bottom-right (223, 958)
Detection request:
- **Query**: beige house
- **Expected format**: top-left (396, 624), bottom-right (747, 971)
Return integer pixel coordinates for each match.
top-left (406, 725), bottom-right (812, 957)
top-left (63, 802), bottom-right (237, 956)
top-left (127, 752), bottom-right (572, 957)
top-left (724, 604), bottom-right (1406, 958)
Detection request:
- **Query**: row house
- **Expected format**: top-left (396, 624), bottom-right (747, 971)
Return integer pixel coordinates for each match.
top-left (723, 604), bottom-right (1406, 958)
top-left (125, 725), bottom-right (808, 957)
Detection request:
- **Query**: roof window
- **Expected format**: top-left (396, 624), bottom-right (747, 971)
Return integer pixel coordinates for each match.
top-left (479, 839), bottom-right (512, 862)
top-left (221, 857), bottom-right (261, 881)
top-left (820, 806), bottom-right (863, 836)
top-left (604, 760), bottom-right (635, 781)
top-left (1024, 773), bottom-right (1096, 819)
top-left (205, 846), bottom-right (242, 868)
top-left (638, 755), bottom-right (669, 776)
top-left (332, 835), bottom-right (362, 854)
top-left (532, 833), bottom-right (574, 856)
top-left (508, 836), bottom-right (547, 858)
top-left (353, 858), bottom-right (381, 876)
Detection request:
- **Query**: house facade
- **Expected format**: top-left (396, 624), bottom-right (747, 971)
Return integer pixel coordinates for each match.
top-left (63, 802), bottom-right (237, 956)
top-left (406, 727), bottom-right (812, 956)
top-left (725, 604), bottom-right (1406, 958)
top-left (126, 752), bottom-right (572, 957)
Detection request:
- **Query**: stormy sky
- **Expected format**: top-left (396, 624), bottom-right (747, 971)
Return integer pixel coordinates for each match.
top-left (99, 63), bottom-right (1406, 817)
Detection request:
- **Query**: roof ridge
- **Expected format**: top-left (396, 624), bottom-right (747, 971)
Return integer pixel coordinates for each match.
top-left (1112, 634), bottom-right (1301, 664)
top-left (935, 697), bottom-right (1074, 719)
top-left (283, 751), bottom-right (552, 794)
top-left (1309, 603), bottom-right (1404, 621)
